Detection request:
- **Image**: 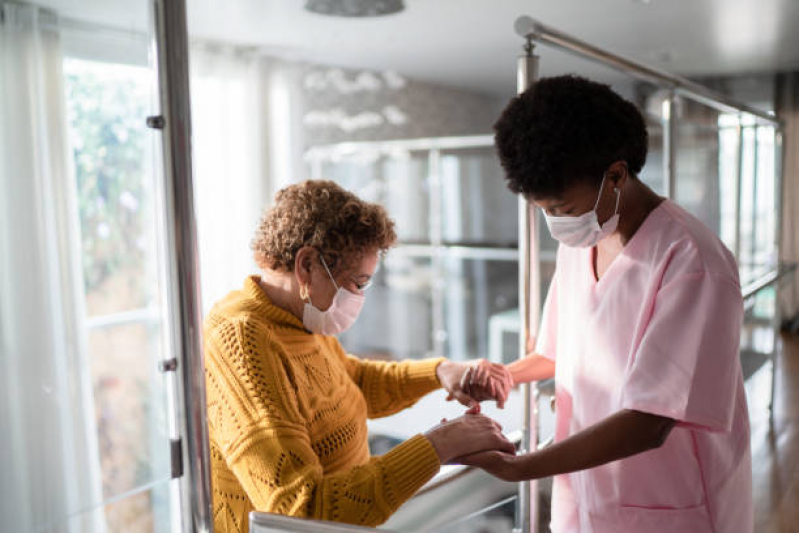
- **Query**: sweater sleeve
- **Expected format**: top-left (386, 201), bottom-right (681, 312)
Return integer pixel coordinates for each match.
top-left (323, 337), bottom-right (444, 419)
top-left (205, 320), bottom-right (441, 526)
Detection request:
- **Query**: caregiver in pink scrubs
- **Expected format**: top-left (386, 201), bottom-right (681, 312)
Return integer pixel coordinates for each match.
top-left (461, 75), bottom-right (753, 532)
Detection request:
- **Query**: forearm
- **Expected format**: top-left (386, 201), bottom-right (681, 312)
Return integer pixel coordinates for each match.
top-left (506, 354), bottom-right (555, 385)
top-left (505, 409), bottom-right (674, 481)
top-left (353, 357), bottom-right (444, 418)
top-left (231, 434), bottom-right (440, 526)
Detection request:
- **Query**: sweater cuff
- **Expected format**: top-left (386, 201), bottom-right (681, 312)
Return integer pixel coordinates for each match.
top-left (381, 434), bottom-right (441, 504)
top-left (403, 357), bottom-right (446, 397)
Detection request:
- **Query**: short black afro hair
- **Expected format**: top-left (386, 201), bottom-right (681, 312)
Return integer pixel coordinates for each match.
top-left (493, 75), bottom-right (648, 199)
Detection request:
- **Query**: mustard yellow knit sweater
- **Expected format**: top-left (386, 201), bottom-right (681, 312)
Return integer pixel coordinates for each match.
top-left (204, 276), bottom-right (444, 532)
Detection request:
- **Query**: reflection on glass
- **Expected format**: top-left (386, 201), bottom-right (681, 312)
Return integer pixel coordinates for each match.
top-left (60, 481), bottom-right (176, 533)
top-left (87, 323), bottom-right (170, 501)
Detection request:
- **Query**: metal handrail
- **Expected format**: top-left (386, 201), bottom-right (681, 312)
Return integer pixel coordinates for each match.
top-left (513, 17), bottom-right (782, 127)
top-left (152, 0), bottom-right (213, 530)
top-left (250, 512), bottom-right (388, 532)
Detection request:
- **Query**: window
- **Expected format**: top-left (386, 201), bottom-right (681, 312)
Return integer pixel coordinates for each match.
top-left (63, 57), bottom-right (174, 533)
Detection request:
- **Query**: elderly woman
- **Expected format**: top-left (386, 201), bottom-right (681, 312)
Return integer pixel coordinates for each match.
top-left (204, 180), bottom-right (514, 532)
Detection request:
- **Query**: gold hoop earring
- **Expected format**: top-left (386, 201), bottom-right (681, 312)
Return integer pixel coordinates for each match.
top-left (299, 284), bottom-right (309, 301)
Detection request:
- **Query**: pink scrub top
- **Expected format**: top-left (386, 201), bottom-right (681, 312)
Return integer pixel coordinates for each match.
top-left (537, 199), bottom-right (752, 533)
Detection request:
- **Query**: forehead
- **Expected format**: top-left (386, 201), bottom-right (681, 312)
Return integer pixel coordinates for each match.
top-left (530, 180), bottom-right (599, 210)
top-left (340, 249), bottom-right (379, 275)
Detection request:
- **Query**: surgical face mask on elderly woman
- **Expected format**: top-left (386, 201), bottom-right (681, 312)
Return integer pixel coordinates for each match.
top-left (300, 255), bottom-right (368, 336)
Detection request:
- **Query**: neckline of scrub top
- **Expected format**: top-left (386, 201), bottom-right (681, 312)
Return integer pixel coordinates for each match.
top-left (586, 198), bottom-right (670, 292)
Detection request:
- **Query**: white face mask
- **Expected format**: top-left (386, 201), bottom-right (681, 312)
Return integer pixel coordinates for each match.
top-left (302, 256), bottom-right (365, 336)
top-left (543, 173), bottom-right (621, 248)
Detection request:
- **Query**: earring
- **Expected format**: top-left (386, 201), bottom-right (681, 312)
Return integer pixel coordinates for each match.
top-left (299, 284), bottom-right (309, 301)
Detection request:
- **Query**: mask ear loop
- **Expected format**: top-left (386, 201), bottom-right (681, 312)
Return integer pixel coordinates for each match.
top-left (319, 254), bottom-right (340, 291)
top-left (592, 171), bottom-right (609, 212)
top-left (593, 171), bottom-right (622, 216)
top-left (611, 186), bottom-right (621, 215)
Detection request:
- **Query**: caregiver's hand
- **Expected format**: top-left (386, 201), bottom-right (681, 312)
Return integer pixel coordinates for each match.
top-left (424, 414), bottom-right (516, 464)
top-left (437, 359), bottom-right (513, 410)
top-left (455, 449), bottom-right (519, 481)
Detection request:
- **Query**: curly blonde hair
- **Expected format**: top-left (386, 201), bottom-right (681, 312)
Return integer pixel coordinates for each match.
top-left (251, 180), bottom-right (397, 273)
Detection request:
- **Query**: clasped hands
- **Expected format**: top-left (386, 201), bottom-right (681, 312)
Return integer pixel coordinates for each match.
top-left (424, 360), bottom-right (519, 471)
top-left (436, 359), bottom-right (513, 412)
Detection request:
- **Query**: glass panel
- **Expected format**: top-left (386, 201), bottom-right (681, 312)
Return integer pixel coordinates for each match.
top-left (339, 254), bottom-right (435, 360)
top-left (753, 126), bottom-right (777, 267)
top-left (674, 99), bottom-right (724, 235)
top-left (442, 257), bottom-right (518, 363)
top-left (64, 58), bottom-right (161, 317)
top-left (439, 147), bottom-right (517, 246)
top-left (717, 117), bottom-right (741, 252)
top-left (0, 0), bottom-right (179, 530)
top-left (384, 151), bottom-right (431, 243)
top-left (433, 494), bottom-right (517, 533)
top-left (319, 150), bottom-right (431, 243)
top-left (58, 481), bottom-right (176, 533)
top-left (86, 323), bottom-right (171, 500)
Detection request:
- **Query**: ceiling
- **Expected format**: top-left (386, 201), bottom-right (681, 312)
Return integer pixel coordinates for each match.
top-left (41, 0), bottom-right (799, 97)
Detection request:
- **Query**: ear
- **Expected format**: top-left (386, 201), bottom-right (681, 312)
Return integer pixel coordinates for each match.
top-left (608, 160), bottom-right (629, 190)
top-left (294, 246), bottom-right (316, 286)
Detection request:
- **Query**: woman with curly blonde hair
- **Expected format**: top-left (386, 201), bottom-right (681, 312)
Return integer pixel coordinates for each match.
top-left (203, 180), bottom-right (514, 532)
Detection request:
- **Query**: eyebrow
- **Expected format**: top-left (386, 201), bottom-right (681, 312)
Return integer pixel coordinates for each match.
top-left (541, 201), bottom-right (568, 210)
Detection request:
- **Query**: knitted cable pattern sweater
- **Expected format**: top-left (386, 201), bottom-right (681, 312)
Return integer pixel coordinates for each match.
top-left (204, 276), bottom-right (444, 532)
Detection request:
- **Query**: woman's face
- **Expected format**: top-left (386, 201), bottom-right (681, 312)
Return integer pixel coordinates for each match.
top-left (533, 177), bottom-right (614, 222)
top-left (298, 248), bottom-right (379, 312)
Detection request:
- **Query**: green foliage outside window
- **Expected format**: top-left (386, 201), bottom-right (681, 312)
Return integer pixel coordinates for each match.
top-left (64, 59), bottom-right (152, 295)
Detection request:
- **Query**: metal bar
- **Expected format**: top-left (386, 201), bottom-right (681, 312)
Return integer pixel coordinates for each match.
top-left (661, 92), bottom-right (678, 198)
top-left (393, 244), bottom-right (519, 261)
top-left (151, 0), bottom-right (213, 530)
top-left (514, 17), bottom-right (781, 126)
top-left (770, 129), bottom-right (787, 421)
top-left (250, 513), bottom-right (389, 532)
top-left (429, 149), bottom-right (446, 359)
top-left (516, 39), bottom-right (540, 533)
top-left (304, 134), bottom-right (495, 161)
top-left (734, 123), bottom-right (745, 262)
top-left (751, 128), bottom-right (760, 264)
top-left (84, 307), bottom-right (161, 329)
top-left (741, 269), bottom-right (781, 301)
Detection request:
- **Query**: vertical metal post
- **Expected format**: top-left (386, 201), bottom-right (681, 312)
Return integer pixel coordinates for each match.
top-left (151, 0), bottom-right (213, 530)
top-left (750, 127), bottom-right (759, 264)
top-left (769, 128), bottom-right (785, 421)
top-left (734, 121), bottom-right (745, 263)
top-left (429, 149), bottom-right (447, 359)
top-left (515, 36), bottom-right (540, 533)
top-left (662, 92), bottom-right (678, 199)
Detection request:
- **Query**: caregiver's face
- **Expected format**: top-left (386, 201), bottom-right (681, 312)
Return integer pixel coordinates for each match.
top-left (531, 168), bottom-right (623, 227)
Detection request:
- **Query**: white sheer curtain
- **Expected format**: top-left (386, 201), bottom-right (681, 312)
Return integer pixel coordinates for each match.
top-left (0, 3), bottom-right (102, 531)
top-left (190, 46), bottom-right (306, 312)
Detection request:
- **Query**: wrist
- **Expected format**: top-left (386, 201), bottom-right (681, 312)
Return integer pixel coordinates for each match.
top-left (435, 360), bottom-right (453, 386)
top-left (423, 429), bottom-right (449, 464)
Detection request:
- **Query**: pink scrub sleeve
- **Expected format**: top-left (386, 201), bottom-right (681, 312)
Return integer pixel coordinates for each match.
top-left (621, 272), bottom-right (743, 432)
top-left (535, 270), bottom-right (559, 361)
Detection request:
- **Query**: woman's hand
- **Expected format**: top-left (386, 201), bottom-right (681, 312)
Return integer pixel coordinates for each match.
top-left (424, 414), bottom-right (516, 464)
top-left (437, 360), bottom-right (513, 410)
top-left (454, 450), bottom-right (520, 482)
